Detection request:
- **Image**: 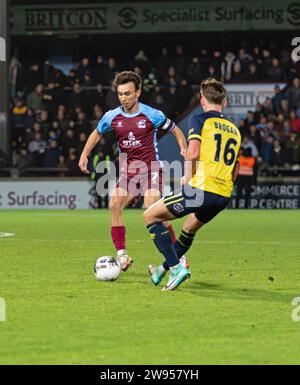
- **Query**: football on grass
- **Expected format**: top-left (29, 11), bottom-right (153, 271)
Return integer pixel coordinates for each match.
top-left (94, 256), bottom-right (121, 281)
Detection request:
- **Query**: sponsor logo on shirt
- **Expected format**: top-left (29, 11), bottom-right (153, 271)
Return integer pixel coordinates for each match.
top-left (137, 119), bottom-right (147, 129)
top-left (122, 131), bottom-right (142, 148)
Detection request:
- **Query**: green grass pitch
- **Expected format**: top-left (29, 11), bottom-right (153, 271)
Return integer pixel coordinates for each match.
top-left (0, 209), bottom-right (300, 364)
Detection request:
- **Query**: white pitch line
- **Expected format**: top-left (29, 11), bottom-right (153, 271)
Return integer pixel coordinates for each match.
top-left (1, 239), bottom-right (299, 245)
top-left (31, 213), bottom-right (96, 218)
top-left (0, 232), bottom-right (15, 237)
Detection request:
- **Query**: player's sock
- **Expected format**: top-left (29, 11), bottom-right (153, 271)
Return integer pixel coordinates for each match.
top-left (174, 230), bottom-right (195, 258)
top-left (111, 226), bottom-right (126, 253)
top-left (162, 230), bottom-right (195, 270)
top-left (162, 225), bottom-right (176, 271)
top-left (147, 222), bottom-right (179, 268)
top-left (165, 224), bottom-right (177, 244)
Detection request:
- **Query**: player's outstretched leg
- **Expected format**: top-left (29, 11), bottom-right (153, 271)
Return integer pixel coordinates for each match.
top-left (109, 188), bottom-right (133, 271)
top-left (144, 200), bottom-right (191, 290)
top-left (146, 222), bottom-right (191, 291)
top-left (148, 256), bottom-right (189, 285)
top-left (148, 214), bottom-right (204, 285)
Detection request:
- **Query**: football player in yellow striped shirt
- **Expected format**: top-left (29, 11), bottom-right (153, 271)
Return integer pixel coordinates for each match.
top-left (144, 78), bottom-right (241, 291)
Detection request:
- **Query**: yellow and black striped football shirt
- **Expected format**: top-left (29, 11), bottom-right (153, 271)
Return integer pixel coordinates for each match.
top-left (188, 111), bottom-right (241, 197)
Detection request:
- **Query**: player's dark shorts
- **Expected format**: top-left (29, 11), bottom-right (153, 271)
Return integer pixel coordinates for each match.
top-left (163, 184), bottom-right (230, 223)
top-left (116, 168), bottom-right (164, 198)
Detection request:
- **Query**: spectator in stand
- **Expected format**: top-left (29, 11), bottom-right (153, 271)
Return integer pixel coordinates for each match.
top-left (89, 83), bottom-right (106, 109)
top-left (261, 49), bottom-right (272, 78)
top-left (67, 68), bottom-right (80, 86)
top-left (207, 64), bottom-right (220, 81)
top-left (272, 140), bottom-right (285, 166)
top-left (272, 85), bottom-right (287, 114)
top-left (55, 109), bottom-right (70, 133)
top-left (198, 49), bottom-right (210, 79)
top-left (238, 119), bottom-right (247, 138)
top-left (276, 113), bottom-right (286, 136)
top-left (244, 110), bottom-right (257, 128)
top-left (43, 140), bottom-right (62, 168)
top-left (152, 86), bottom-right (166, 111)
top-left (47, 128), bottom-right (60, 144)
top-left (131, 50), bottom-right (150, 75)
top-left (162, 85), bottom-right (177, 119)
top-left (252, 45), bottom-right (262, 64)
top-left (81, 72), bottom-right (94, 87)
top-left (12, 98), bottom-right (28, 132)
top-left (105, 81), bottom-right (119, 110)
top-left (155, 46), bottom-right (171, 81)
top-left (236, 147), bottom-right (256, 209)
top-left (187, 57), bottom-right (202, 85)
top-left (241, 135), bottom-right (259, 158)
top-left (253, 102), bottom-right (265, 122)
top-left (164, 66), bottom-right (180, 89)
top-left (105, 57), bottom-right (118, 85)
top-left (290, 110), bottom-right (300, 133)
top-left (230, 62), bottom-right (244, 82)
top-left (27, 84), bottom-right (45, 113)
top-left (246, 62), bottom-right (261, 82)
top-left (43, 82), bottom-right (61, 118)
top-left (288, 78), bottom-right (300, 111)
top-left (238, 48), bottom-right (252, 73)
top-left (262, 97), bottom-right (274, 114)
top-left (28, 132), bottom-right (47, 167)
top-left (91, 105), bottom-right (104, 128)
top-left (77, 57), bottom-right (92, 82)
top-left (249, 124), bottom-right (263, 152)
top-left (221, 50), bottom-right (239, 82)
top-left (75, 111), bottom-right (91, 135)
top-left (68, 82), bottom-right (89, 114)
top-left (66, 148), bottom-right (82, 176)
top-left (176, 79), bottom-right (193, 112)
top-left (282, 119), bottom-right (292, 135)
top-left (77, 132), bottom-right (88, 155)
top-left (256, 115), bottom-right (269, 138)
top-left (173, 45), bottom-right (190, 77)
top-left (264, 58), bottom-right (283, 81)
top-left (62, 129), bottom-right (77, 158)
top-left (37, 110), bottom-right (51, 137)
top-left (10, 56), bottom-right (26, 100)
top-left (17, 145), bottom-right (33, 175)
top-left (43, 60), bottom-right (68, 88)
top-left (26, 64), bottom-right (41, 93)
top-left (57, 155), bottom-right (67, 177)
top-left (93, 55), bottom-right (108, 85)
top-left (142, 71), bottom-right (158, 102)
top-left (262, 135), bottom-right (275, 166)
top-left (211, 50), bottom-right (222, 79)
top-left (285, 133), bottom-right (300, 165)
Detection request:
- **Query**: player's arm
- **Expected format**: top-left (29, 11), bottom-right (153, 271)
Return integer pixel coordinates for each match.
top-left (171, 126), bottom-right (188, 157)
top-left (181, 139), bottom-right (201, 185)
top-left (232, 161), bottom-right (239, 182)
top-left (181, 115), bottom-right (202, 185)
top-left (154, 110), bottom-right (187, 156)
top-left (79, 112), bottom-right (112, 174)
top-left (78, 129), bottom-right (101, 174)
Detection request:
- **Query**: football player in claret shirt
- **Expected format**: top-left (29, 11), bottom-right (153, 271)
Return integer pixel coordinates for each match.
top-left (144, 78), bottom-right (241, 291)
top-left (79, 71), bottom-right (187, 271)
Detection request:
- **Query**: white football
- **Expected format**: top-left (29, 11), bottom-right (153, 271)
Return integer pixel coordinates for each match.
top-left (94, 256), bottom-right (121, 281)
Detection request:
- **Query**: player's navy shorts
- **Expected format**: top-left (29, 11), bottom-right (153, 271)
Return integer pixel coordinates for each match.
top-left (116, 167), bottom-right (164, 198)
top-left (163, 184), bottom-right (230, 223)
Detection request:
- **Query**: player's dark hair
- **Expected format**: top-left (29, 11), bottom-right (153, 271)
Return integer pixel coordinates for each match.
top-left (200, 78), bottom-right (227, 105)
top-left (113, 71), bottom-right (142, 91)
